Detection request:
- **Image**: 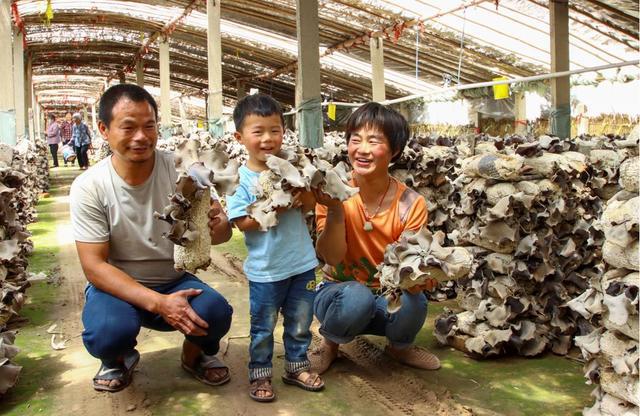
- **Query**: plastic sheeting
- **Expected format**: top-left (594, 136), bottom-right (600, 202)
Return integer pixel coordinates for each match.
top-left (0, 111), bottom-right (17, 146)
top-left (297, 97), bottom-right (323, 149)
top-left (550, 104), bottom-right (572, 139)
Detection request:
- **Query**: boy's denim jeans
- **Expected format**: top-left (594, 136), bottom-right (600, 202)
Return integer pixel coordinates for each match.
top-left (313, 281), bottom-right (428, 348)
top-left (82, 273), bottom-right (233, 367)
top-left (248, 269), bottom-right (316, 381)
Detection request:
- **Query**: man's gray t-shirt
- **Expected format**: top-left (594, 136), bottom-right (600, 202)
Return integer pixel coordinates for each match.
top-left (70, 150), bottom-right (183, 287)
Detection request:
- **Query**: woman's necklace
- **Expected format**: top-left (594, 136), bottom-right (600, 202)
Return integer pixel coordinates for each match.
top-left (360, 177), bottom-right (392, 232)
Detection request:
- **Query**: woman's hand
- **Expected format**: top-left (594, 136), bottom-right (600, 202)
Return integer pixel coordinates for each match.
top-left (312, 188), bottom-right (342, 209)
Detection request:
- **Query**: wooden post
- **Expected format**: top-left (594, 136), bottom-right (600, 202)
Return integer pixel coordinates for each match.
top-left (13, 28), bottom-right (26, 138)
top-left (136, 59), bottom-right (145, 87)
top-left (26, 53), bottom-right (33, 140)
top-left (206, 0), bottom-right (223, 129)
top-left (370, 36), bottom-right (385, 102)
top-left (549, 0), bottom-right (570, 138)
top-left (0, 1), bottom-right (16, 144)
top-left (179, 97), bottom-right (189, 134)
top-left (295, 0), bottom-right (323, 148)
top-left (91, 104), bottom-right (98, 132)
top-left (236, 80), bottom-right (246, 100)
top-left (159, 37), bottom-right (172, 129)
top-left (514, 92), bottom-right (527, 135)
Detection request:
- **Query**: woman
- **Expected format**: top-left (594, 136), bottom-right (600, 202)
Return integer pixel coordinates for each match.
top-left (71, 113), bottom-right (92, 170)
top-left (312, 102), bottom-right (440, 373)
top-left (46, 114), bottom-right (62, 167)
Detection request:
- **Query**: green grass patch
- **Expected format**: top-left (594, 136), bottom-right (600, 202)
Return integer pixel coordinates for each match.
top-left (410, 301), bottom-right (592, 416)
top-left (0, 283), bottom-right (68, 415)
top-left (215, 228), bottom-right (248, 260)
top-left (0, 170), bottom-right (74, 415)
top-left (26, 196), bottom-right (60, 274)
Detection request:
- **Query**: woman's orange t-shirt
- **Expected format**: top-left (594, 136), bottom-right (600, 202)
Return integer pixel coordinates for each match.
top-left (315, 179), bottom-right (428, 289)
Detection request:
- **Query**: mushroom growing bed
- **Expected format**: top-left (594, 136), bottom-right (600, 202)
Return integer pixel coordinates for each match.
top-left (569, 155), bottom-right (639, 415)
top-left (0, 137), bottom-right (49, 395)
top-left (434, 134), bottom-right (638, 360)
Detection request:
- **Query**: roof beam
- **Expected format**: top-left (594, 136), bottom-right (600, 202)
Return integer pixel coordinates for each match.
top-left (528, 0), bottom-right (637, 41)
top-left (105, 0), bottom-right (201, 85)
top-left (230, 0), bottom-right (489, 84)
top-left (581, 0), bottom-right (638, 24)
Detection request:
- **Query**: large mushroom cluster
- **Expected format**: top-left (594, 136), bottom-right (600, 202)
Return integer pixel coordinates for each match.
top-left (155, 138), bottom-right (240, 273)
top-left (377, 227), bottom-right (473, 313)
top-left (0, 138), bottom-right (49, 395)
top-left (433, 136), bottom-right (622, 357)
top-left (569, 156), bottom-right (639, 415)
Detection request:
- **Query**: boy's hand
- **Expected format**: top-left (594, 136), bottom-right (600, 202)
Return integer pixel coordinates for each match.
top-left (275, 189), bottom-right (306, 214)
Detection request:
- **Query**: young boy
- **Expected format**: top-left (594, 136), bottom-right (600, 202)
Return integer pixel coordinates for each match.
top-left (226, 93), bottom-right (324, 402)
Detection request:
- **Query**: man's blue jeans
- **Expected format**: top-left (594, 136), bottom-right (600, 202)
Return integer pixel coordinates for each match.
top-left (248, 269), bottom-right (316, 381)
top-left (313, 281), bottom-right (428, 348)
top-left (82, 274), bottom-right (233, 367)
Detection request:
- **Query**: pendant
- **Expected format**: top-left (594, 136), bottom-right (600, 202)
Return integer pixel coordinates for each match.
top-left (363, 221), bottom-right (373, 232)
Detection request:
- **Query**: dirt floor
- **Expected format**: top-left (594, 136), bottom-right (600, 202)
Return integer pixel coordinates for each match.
top-left (0, 167), bottom-right (594, 416)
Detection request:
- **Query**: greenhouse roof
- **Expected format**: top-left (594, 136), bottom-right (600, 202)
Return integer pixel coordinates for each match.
top-left (11, 0), bottom-right (639, 112)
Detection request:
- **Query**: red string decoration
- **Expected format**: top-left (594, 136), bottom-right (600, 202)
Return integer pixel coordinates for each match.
top-left (392, 22), bottom-right (405, 44)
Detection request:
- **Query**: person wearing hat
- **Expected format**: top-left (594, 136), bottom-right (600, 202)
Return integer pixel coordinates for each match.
top-left (72, 112), bottom-right (92, 170)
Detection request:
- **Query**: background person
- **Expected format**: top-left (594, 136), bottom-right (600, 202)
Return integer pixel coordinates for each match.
top-left (71, 112), bottom-right (92, 170)
top-left (46, 114), bottom-right (62, 168)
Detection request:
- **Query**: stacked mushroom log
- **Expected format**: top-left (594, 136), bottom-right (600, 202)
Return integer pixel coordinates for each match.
top-left (434, 136), bottom-right (605, 357)
top-left (0, 140), bottom-right (48, 395)
top-left (569, 155), bottom-right (639, 416)
top-left (11, 138), bottom-right (49, 224)
top-left (391, 135), bottom-right (462, 300)
top-left (89, 133), bottom-right (112, 164)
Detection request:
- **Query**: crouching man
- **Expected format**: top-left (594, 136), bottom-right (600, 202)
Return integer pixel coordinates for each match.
top-left (70, 84), bottom-right (233, 392)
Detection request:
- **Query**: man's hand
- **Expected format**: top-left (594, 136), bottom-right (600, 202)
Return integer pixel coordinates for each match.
top-left (156, 289), bottom-right (209, 336)
top-left (208, 199), bottom-right (232, 244)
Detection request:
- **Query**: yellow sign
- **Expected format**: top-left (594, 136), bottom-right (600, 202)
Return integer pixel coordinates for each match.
top-left (197, 120), bottom-right (204, 129)
top-left (492, 76), bottom-right (510, 100)
top-left (327, 103), bottom-right (336, 121)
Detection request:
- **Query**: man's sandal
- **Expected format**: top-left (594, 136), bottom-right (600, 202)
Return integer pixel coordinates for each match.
top-left (249, 377), bottom-right (276, 402)
top-left (282, 370), bottom-right (325, 392)
top-left (181, 353), bottom-right (231, 386)
top-left (92, 349), bottom-right (140, 393)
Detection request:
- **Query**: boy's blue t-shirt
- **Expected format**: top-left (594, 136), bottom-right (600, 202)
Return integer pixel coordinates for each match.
top-left (226, 165), bottom-right (319, 282)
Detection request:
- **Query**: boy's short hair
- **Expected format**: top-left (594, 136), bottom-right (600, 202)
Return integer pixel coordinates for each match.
top-left (233, 93), bottom-right (284, 132)
top-left (98, 84), bottom-right (158, 127)
top-left (345, 102), bottom-right (410, 162)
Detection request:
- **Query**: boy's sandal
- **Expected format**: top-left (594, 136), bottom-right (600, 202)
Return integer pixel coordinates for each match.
top-left (282, 370), bottom-right (325, 392)
top-left (249, 377), bottom-right (276, 402)
top-left (181, 353), bottom-right (231, 386)
top-left (92, 349), bottom-right (140, 393)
